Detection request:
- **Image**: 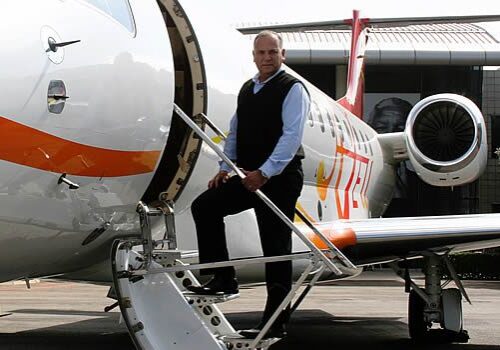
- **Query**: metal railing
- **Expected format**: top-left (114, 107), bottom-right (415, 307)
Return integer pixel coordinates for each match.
top-left (173, 104), bottom-right (359, 276)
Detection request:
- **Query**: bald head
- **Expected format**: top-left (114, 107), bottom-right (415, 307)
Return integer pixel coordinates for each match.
top-left (253, 30), bottom-right (283, 50)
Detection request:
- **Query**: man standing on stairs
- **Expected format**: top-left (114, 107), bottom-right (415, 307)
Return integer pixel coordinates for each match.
top-left (187, 30), bottom-right (310, 339)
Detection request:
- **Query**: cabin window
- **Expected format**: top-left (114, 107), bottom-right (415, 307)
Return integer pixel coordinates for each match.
top-left (313, 102), bottom-right (325, 133)
top-left (366, 133), bottom-right (374, 155)
top-left (326, 110), bottom-right (336, 138)
top-left (334, 114), bottom-right (344, 144)
top-left (342, 119), bottom-right (353, 148)
top-left (352, 127), bottom-right (360, 151)
top-left (307, 104), bottom-right (314, 127)
top-left (84, 0), bottom-right (136, 34)
top-left (359, 132), bottom-right (368, 154)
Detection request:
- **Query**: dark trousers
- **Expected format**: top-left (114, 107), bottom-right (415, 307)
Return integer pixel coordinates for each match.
top-left (191, 169), bottom-right (303, 325)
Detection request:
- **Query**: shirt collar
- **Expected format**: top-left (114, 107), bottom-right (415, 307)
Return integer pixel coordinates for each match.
top-left (252, 68), bottom-right (284, 85)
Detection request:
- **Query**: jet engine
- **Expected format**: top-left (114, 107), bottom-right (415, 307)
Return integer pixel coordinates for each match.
top-left (404, 94), bottom-right (487, 187)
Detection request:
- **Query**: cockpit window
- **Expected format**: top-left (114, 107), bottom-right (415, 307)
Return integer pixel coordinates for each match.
top-left (84, 0), bottom-right (136, 34)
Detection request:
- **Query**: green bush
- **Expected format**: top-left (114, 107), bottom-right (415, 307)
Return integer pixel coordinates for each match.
top-left (447, 252), bottom-right (500, 280)
top-left (387, 251), bottom-right (500, 280)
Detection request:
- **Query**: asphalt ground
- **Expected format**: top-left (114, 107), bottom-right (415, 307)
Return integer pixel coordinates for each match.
top-left (0, 270), bottom-right (498, 349)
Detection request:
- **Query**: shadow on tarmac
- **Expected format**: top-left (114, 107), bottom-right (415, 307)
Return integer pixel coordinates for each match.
top-left (228, 309), bottom-right (498, 350)
top-left (320, 279), bottom-right (500, 291)
top-left (0, 309), bottom-right (498, 349)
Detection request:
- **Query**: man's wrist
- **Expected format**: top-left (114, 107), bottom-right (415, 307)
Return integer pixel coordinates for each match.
top-left (258, 169), bottom-right (269, 180)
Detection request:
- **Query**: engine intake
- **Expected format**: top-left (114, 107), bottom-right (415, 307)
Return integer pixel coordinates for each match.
top-left (405, 94), bottom-right (487, 186)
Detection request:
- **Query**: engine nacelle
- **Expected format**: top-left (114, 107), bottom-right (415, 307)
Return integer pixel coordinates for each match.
top-left (404, 94), bottom-right (487, 187)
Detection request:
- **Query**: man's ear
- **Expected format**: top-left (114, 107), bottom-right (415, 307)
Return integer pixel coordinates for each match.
top-left (281, 49), bottom-right (286, 60)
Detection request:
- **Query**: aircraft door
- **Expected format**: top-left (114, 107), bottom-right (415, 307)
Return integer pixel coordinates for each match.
top-left (0, 1), bottom-right (175, 276)
top-left (1, 0), bottom-right (175, 169)
top-left (36, 0), bottom-right (175, 228)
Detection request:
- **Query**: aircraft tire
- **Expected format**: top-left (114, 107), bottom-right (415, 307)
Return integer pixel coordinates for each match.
top-left (408, 289), bottom-right (430, 341)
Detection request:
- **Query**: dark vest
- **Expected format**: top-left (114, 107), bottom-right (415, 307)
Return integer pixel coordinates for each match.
top-left (236, 71), bottom-right (305, 173)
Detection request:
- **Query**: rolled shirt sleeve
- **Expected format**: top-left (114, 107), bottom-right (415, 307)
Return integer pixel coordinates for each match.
top-left (219, 113), bottom-right (238, 173)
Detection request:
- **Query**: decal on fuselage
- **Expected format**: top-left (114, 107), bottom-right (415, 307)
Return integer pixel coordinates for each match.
top-left (0, 115), bottom-right (161, 177)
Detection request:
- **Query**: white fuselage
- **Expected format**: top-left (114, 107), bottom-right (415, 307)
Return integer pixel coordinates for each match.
top-left (0, 0), bottom-right (395, 282)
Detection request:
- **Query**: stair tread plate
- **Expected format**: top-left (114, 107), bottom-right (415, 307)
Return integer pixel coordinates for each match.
top-left (183, 292), bottom-right (240, 304)
top-left (220, 334), bottom-right (281, 348)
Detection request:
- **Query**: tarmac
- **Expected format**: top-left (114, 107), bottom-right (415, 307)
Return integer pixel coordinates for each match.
top-left (0, 270), bottom-right (498, 349)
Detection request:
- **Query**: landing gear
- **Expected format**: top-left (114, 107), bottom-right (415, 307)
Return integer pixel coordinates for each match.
top-left (393, 254), bottom-right (471, 344)
top-left (408, 287), bottom-right (469, 343)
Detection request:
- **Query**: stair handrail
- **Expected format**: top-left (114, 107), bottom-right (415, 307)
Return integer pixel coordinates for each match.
top-left (196, 111), bottom-right (356, 269)
top-left (174, 104), bottom-right (358, 275)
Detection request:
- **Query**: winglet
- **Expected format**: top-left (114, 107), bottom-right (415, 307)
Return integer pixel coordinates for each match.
top-left (337, 10), bottom-right (369, 119)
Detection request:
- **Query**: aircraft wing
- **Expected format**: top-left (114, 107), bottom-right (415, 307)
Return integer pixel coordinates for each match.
top-left (333, 213), bottom-right (500, 265)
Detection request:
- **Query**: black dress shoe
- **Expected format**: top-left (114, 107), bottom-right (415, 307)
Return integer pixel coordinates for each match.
top-left (239, 324), bottom-right (287, 339)
top-left (186, 276), bottom-right (238, 295)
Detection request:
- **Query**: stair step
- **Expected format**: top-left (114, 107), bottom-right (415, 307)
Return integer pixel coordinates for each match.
top-left (184, 292), bottom-right (240, 305)
top-left (220, 333), bottom-right (281, 349)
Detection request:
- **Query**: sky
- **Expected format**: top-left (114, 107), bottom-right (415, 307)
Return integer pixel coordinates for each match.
top-left (205, 0), bottom-right (500, 27)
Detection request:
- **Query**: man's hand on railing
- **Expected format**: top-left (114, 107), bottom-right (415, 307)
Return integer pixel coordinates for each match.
top-left (242, 169), bottom-right (268, 192)
top-left (208, 171), bottom-right (230, 189)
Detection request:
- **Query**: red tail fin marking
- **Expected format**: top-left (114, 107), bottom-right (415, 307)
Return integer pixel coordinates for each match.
top-left (337, 10), bottom-right (369, 119)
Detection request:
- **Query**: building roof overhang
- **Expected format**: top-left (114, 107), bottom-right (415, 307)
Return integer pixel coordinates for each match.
top-left (241, 23), bottom-right (500, 65)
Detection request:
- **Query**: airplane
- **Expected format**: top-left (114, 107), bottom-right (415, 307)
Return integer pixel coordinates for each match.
top-left (1, 0), bottom-right (500, 349)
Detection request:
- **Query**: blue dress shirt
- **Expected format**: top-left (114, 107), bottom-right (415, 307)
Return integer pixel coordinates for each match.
top-left (220, 69), bottom-right (311, 178)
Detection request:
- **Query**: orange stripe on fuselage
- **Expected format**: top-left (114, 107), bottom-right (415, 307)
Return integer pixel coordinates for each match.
top-left (0, 116), bottom-right (161, 177)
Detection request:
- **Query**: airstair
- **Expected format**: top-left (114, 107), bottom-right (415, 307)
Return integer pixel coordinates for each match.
top-left (111, 104), bottom-right (361, 350)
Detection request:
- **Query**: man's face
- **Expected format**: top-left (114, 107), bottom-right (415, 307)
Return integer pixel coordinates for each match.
top-left (253, 35), bottom-right (285, 81)
top-left (372, 110), bottom-right (406, 133)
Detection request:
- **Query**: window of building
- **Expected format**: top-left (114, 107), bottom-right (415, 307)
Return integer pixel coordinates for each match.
top-left (84, 0), bottom-right (136, 34)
